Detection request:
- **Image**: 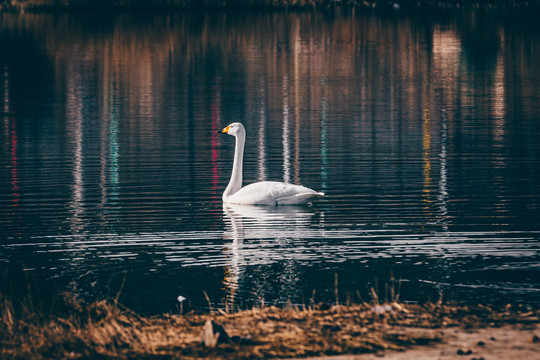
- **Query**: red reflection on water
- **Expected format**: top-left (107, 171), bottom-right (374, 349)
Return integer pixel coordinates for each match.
top-left (10, 117), bottom-right (19, 206)
top-left (9, 116), bottom-right (22, 237)
top-left (210, 83), bottom-right (221, 203)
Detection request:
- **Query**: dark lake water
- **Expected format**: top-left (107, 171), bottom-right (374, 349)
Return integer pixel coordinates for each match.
top-left (1, 8), bottom-right (539, 314)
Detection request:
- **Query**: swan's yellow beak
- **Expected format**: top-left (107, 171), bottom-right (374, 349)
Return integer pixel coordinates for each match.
top-left (217, 125), bottom-right (230, 134)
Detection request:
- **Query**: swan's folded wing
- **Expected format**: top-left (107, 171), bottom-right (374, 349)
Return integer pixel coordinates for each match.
top-left (226, 181), bottom-right (323, 205)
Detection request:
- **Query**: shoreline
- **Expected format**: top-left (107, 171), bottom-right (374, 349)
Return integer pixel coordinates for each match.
top-left (1, 0), bottom-right (539, 13)
top-left (2, 297), bottom-right (538, 359)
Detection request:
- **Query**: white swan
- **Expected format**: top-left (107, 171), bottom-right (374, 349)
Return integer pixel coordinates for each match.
top-left (217, 122), bottom-right (324, 205)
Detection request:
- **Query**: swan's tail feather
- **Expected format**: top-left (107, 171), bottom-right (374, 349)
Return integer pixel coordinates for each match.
top-left (276, 191), bottom-right (324, 205)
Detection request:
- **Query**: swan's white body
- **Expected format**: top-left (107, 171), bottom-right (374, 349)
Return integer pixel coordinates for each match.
top-left (218, 122), bottom-right (324, 205)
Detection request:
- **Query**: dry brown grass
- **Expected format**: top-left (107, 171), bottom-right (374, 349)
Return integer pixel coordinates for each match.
top-left (1, 290), bottom-right (538, 359)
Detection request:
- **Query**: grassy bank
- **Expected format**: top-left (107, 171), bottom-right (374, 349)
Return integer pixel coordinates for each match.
top-left (1, 290), bottom-right (538, 359)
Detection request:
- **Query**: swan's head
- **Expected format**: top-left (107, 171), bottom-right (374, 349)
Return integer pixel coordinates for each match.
top-left (217, 122), bottom-right (245, 137)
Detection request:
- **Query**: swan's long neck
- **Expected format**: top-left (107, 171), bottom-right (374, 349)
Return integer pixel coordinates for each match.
top-left (223, 132), bottom-right (245, 200)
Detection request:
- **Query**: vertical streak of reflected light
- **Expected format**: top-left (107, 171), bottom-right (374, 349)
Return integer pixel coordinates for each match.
top-left (257, 79), bottom-right (267, 181)
top-left (211, 80), bottom-right (221, 200)
top-left (293, 22), bottom-right (301, 184)
top-left (422, 76), bottom-right (432, 213)
top-left (491, 35), bottom-right (507, 215)
top-left (282, 76), bottom-right (291, 184)
top-left (3, 65), bottom-right (9, 115)
top-left (98, 99), bottom-right (120, 222)
top-left (3, 66), bottom-right (9, 140)
top-left (3, 65), bottom-right (20, 234)
top-left (438, 109), bottom-right (449, 232)
top-left (320, 78), bottom-right (329, 192)
top-left (3, 66), bottom-right (18, 205)
top-left (109, 94), bottom-right (119, 204)
top-left (106, 44), bottom-right (120, 205)
top-left (222, 205), bottom-right (244, 310)
top-left (10, 117), bottom-right (19, 212)
top-left (67, 67), bottom-right (85, 234)
top-left (99, 54), bottom-right (109, 218)
top-left (492, 42), bottom-right (506, 145)
top-left (99, 48), bottom-right (120, 224)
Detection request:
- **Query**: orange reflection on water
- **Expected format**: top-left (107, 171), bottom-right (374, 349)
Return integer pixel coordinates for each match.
top-left (422, 77), bottom-right (432, 213)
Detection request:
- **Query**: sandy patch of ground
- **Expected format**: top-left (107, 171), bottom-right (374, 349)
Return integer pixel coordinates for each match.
top-left (303, 325), bottom-right (539, 360)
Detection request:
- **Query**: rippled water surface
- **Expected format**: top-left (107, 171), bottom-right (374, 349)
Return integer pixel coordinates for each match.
top-left (1, 9), bottom-right (539, 313)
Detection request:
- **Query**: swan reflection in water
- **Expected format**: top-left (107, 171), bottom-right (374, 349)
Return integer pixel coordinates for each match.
top-left (221, 203), bottom-right (322, 308)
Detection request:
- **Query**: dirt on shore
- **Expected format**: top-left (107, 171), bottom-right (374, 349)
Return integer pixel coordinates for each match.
top-left (1, 295), bottom-right (539, 359)
top-left (300, 325), bottom-right (539, 360)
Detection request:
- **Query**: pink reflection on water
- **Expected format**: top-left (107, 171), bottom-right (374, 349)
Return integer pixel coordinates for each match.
top-left (210, 82), bottom-right (221, 203)
top-left (9, 115), bottom-right (22, 237)
top-left (10, 117), bottom-right (19, 208)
